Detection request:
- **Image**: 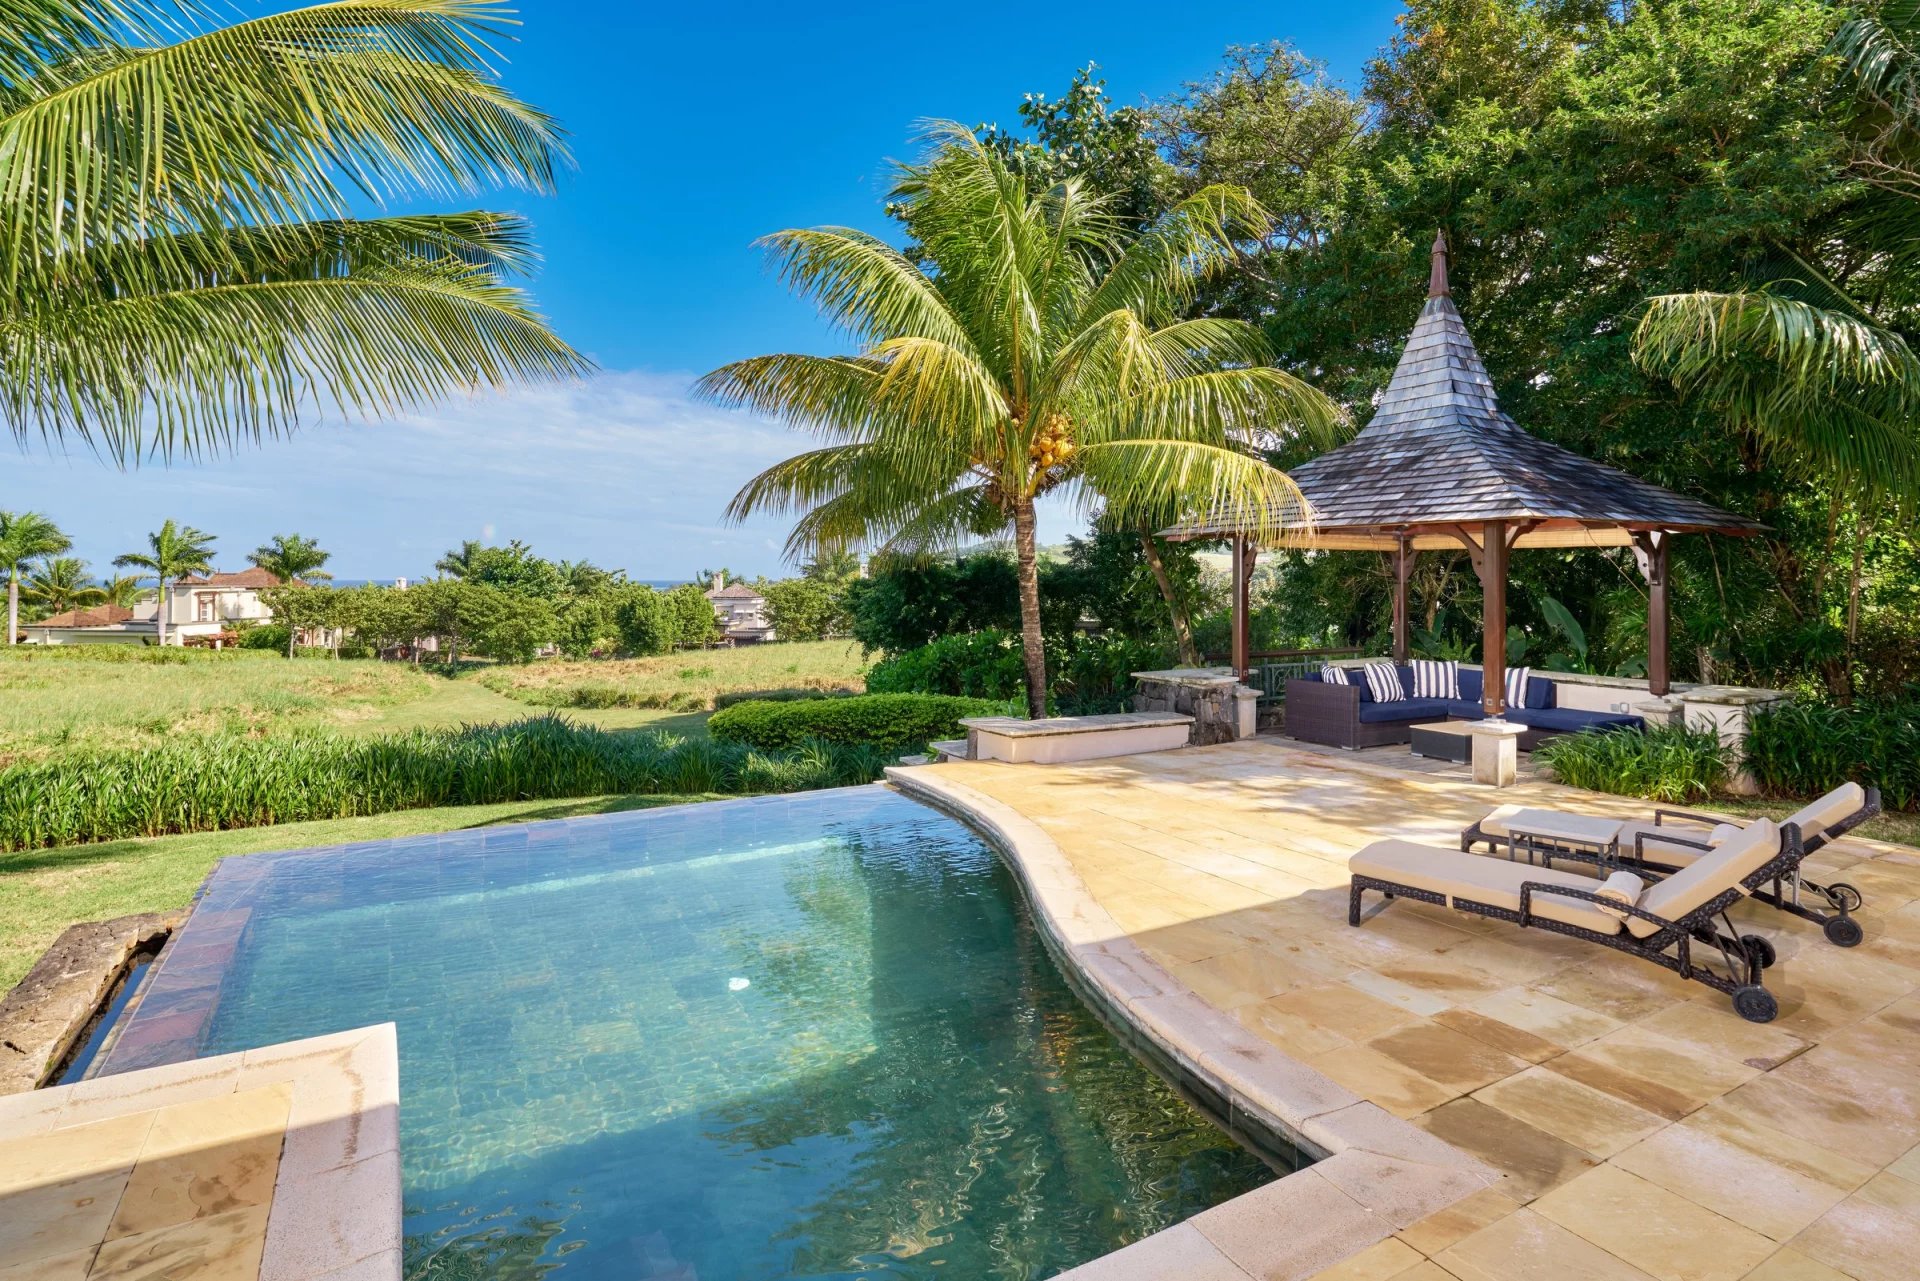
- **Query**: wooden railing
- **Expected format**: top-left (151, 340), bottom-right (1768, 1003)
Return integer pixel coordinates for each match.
top-left (1202, 647), bottom-right (1369, 699)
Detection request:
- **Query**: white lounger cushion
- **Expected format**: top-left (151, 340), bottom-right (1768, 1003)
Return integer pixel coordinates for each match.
top-left (1349, 840), bottom-right (1627, 935)
top-left (1628, 819), bottom-right (1781, 938)
top-left (1785, 782), bottom-right (1867, 842)
top-left (1477, 804), bottom-right (1741, 867)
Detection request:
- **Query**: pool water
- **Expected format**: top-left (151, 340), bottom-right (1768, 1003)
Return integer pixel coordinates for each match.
top-left (100, 788), bottom-right (1279, 1280)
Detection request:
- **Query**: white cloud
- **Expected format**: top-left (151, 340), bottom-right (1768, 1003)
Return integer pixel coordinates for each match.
top-left (4, 370), bottom-right (1087, 581)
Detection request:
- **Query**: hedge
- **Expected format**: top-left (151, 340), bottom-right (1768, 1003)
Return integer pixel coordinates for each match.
top-left (0, 716), bottom-right (896, 851)
top-left (1745, 698), bottom-right (1920, 812)
top-left (1534, 722), bottom-right (1729, 803)
top-left (708, 693), bottom-right (1006, 750)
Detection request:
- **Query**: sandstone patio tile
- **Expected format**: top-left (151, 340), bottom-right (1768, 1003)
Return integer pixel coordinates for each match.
top-left (1789, 1172), bottom-right (1920, 1281)
top-left (0, 1167), bottom-right (130, 1268)
top-left (1738, 1246), bottom-right (1855, 1280)
top-left (1313, 1151), bottom-right (1491, 1230)
top-left (1430, 1007), bottom-right (1561, 1064)
top-left (1393, 1186), bottom-right (1521, 1257)
top-left (1342, 971), bottom-right (1455, 1019)
top-left (1364, 1021), bottom-right (1528, 1095)
top-left (0, 1111), bottom-right (152, 1193)
top-left (1890, 1143), bottom-right (1920, 1184)
top-left (1435, 1207), bottom-right (1658, 1281)
top-left (1366, 957), bottom-right (1510, 1008)
top-left (1532, 960), bottom-right (1689, 1023)
top-left (106, 1084), bottom-right (290, 1240)
top-left (1236, 986), bottom-right (1408, 1058)
top-left (1769, 1044), bottom-right (1920, 1126)
top-left (1176, 947), bottom-right (1324, 1009)
top-left (1718, 1072), bottom-right (1920, 1168)
top-left (1191, 1170), bottom-right (1390, 1281)
top-left (1681, 1104), bottom-right (1878, 1195)
top-left (1610, 1118), bottom-right (1853, 1242)
top-left (89, 1202), bottom-right (269, 1281)
top-left (1533, 1164), bottom-right (1776, 1281)
top-left (1412, 1098), bottom-right (1599, 1202)
top-left (1544, 1024), bottom-right (1760, 1121)
top-left (1629, 999), bottom-right (1812, 1072)
top-left (1303, 1237), bottom-right (1425, 1280)
top-left (1459, 986), bottom-right (1621, 1050)
top-left (0, 1245), bottom-right (92, 1281)
top-left (1305, 1045), bottom-right (1459, 1119)
top-left (1471, 1067), bottom-right (1667, 1160)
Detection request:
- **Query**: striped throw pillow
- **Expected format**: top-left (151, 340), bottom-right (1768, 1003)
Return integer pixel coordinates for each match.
top-left (1363, 661), bottom-right (1405, 703)
top-left (1505, 665), bottom-right (1532, 709)
top-left (1410, 659), bottom-right (1460, 699)
top-left (1320, 664), bottom-right (1350, 686)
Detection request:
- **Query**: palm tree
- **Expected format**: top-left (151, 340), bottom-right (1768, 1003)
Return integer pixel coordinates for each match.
top-left (1, 2), bottom-right (588, 464)
top-left (702, 125), bottom-right (1340, 716)
top-left (0, 511), bottom-right (70, 644)
top-left (22, 557), bottom-right (105, 616)
top-left (249, 534), bottom-right (333, 584)
top-left (98, 574), bottom-right (149, 610)
top-left (114, 521), bottom-right (217, 646)
top-left (435, 541), bottom-right (483, 580)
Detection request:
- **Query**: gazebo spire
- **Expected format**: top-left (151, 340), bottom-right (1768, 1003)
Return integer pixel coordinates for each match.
top-left (1428, 229), bottom-right (1451, 299)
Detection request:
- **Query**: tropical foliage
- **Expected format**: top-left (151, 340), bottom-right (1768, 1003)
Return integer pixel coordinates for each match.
top-left (1, 0), bottom-right (585, 464)
top-left (708, 692), bottom-right (1005, 751)
top-left (1746, 697), bottom-right (1920, 812)
top-left (1534, 723), bottom-right (1731, 803)
top-left (113, 519), bottom-right (215, 646)
top-left (0, 510), bottom-right (70, 641)
top-left (704, 125), bottom-right (1340, 716)
top-left (21, 557), bottom-right (103, 615)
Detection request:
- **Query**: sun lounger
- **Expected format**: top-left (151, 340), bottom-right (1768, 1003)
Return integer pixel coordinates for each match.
top-left (1459, 783), bottom-right (1877, 947)
top-left (1349, 819), bottom-right (1797, 1022)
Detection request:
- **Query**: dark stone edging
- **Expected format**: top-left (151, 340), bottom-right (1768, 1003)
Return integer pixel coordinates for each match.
top-left (0, 911), bottom-right (180, 1094)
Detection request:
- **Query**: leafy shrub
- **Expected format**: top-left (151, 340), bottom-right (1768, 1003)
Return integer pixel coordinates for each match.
top-left (0, 715), bottom-right (898, 851)
top-left (844, 557), bottom-right (1024, 653)
top-left (238, 624), bottom-right (291, 651)
top-left (866, 630), bottom-right (1027, 700)
top-left (1746, 698), bottom-right (1920, 812)
top-left (1054, 634), bottom-right (1175, 714)
top-left (709, 693), bottom-right (1004, 750)
top-left (1535, 723), bottom-right (1729, 802)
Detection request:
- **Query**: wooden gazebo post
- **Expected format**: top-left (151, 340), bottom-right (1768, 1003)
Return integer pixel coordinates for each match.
top-left (1390, 534), bottom-right (1413, 664)
top-left (1633, 531), bottom-right (1672, 696)
top-left (1230, 534), bottom-right (1256, 679)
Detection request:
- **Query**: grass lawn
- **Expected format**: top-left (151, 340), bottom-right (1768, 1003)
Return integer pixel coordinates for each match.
top-left (0, 792), bottom-right (721, 990)
top-left (0, 640), bottom-right (868, 764)
top-left (482, 639), bottom-right (867, 712)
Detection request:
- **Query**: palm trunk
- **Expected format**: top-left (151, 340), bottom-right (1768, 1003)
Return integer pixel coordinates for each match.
top-left (6, 567), bottom-right (16, 645)
top-left (1136, 526), bottom-right (1198, 666)
top-left (1012, 495), bottom-right (1048, 719)
top-left (156, 579), bottom-right (168, 647)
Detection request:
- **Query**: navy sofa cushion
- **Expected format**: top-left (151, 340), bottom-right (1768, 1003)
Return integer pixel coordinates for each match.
top-left (1441, 699), bottom-right (1485, 719)
top-left (1523, 676), bottom-right (1555, 710)
top-left (1505, 707), bottom-right (1643, 734)
top-left (1458, 668), bottom-right (1484, 703)
top-left (1357, 697), bottom-right (1452, 724)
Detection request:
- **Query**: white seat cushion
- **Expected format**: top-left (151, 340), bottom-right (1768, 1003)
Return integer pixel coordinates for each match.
top-left (1618, 819), bottom-right (1743, 867)
top-left (1350, 839), bottom-right (1625, 935)
top-left (1628, 819), bottom-right (1782, 938)
top-left (1784, 782), bottom-right (1866, 842)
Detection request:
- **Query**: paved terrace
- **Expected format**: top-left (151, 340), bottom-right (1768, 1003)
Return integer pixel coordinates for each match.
top-left (895, 740), bottom-right (1920, 1281)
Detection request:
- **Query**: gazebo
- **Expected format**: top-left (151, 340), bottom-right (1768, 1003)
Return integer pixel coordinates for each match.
top-left (1165, 232), bottom-right (1760, 718)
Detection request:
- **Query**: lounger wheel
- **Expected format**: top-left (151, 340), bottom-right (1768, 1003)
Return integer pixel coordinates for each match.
top-left (1739, 935), bottom-right (1776, 969)
top-left (1731, 985), bottom-right (1778, 1024)
top-left (1823, 916), bottom-right (1864, 948)
top-left (1825, 882), bottom-right (1864, 913)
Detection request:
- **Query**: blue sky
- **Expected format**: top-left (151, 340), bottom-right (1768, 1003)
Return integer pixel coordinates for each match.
top-left (7, 1), bottom-right (1401, 582)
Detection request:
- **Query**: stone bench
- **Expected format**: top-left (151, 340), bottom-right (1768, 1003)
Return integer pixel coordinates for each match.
top-left (959, 713), bottom-right (1195, 765)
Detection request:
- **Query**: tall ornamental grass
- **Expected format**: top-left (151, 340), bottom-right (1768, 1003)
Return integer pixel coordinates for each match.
top-left (1535, 723), bottom-right (1730, 802)
top-left (0, 716), bottom-right (895, 852)
top-left (1746, 699), bottom-right (1919, 811)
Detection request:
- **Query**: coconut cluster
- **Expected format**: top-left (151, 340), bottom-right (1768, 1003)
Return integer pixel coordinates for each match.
top-left (1028, 410), bottom-right (1076, 471)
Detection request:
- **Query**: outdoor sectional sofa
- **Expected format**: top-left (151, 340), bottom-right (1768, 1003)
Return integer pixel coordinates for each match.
top-left (1284, 664), bottom-right (1644, 751)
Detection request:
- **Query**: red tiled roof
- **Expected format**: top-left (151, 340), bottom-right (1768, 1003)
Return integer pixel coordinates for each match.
top-left (29, 604), bottom-right (137, 629)
top-left (174, 567), bottom-right (284, 588)
top-left (706, 583), bottom-right (763, 600)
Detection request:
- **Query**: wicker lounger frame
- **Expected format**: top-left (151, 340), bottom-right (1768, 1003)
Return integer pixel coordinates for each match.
top-left (1458, 788), bottom-right (1879, 948)
top-left (1349, 823), bottom-right (1806, 1023)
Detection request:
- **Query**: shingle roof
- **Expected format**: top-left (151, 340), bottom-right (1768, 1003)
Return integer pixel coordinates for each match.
top-left (1166, 235), bottom-right (1759, 542)
top-left (706, 583), bottom-right (763, 601)
top-left (175, 567), bottom-right (284, 588)
top-left (29, 604), bottom-right (137, 629)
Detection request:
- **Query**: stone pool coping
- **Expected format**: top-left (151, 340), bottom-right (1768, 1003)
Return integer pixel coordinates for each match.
top-left (0, 1022), bottom-right (401, 1280)
top-left (885, 767), bottom-right (1500, 1280)
top-left (0, 911), bottom-right (179, 1094)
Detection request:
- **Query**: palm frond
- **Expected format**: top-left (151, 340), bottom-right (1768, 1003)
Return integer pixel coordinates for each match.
top-left (1086, 184), bottom-right (1271, 323)
top-left (1, 1), bottom-right (564, 269)
top-left (1834, 1), bottom-right (1920, 124)
top-left (755, 226), bottom-right (978, 355)
top-left (1071, 439), bottom-right (1309, 540)
top-left (1634, 290), bottom-right (1920, 498)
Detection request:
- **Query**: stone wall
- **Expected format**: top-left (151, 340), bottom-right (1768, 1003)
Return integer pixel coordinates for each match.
top-left (1133, 670), bottom-right (1252, 747)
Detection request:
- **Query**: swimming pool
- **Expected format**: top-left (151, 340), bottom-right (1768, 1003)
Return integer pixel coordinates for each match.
top-left (98, 787), bottom-right (1280, 1279)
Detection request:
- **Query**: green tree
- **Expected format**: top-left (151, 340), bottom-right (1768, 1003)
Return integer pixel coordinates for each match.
top-left (98, 574), bottom-right (148, 610)
top-left (113, 520), bottom-right (215, 647)
top-left (249, 534), bottom-right (333, 586)
top-left (259, 583), bottom-right (335, 658)
top-left (611, 584), bottom-right (672, 655)
top-left (470, 591), bottom-right (556, 662)
top-left (704, 127), bottom-right (1339, 716)
top-left (761, 577), bottom-right (848, 642)
top-left (0, 511), bottom-right (70, 643)
top-left (21, 556), bottom-right (104, 617)
top-left (665, 583), bottom-right (719, 648)
top-left (434, 539), bottom-right (561, 597)
top-left (1, 1), bottom-right (586, 463)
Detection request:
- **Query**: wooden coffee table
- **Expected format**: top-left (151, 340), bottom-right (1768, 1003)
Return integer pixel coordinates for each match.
top-left (1409, 720), bottom-right (1475, 764)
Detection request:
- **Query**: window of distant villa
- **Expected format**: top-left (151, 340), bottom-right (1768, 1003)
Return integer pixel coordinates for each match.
top-left (196, 594), bottom-right (215, 622)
